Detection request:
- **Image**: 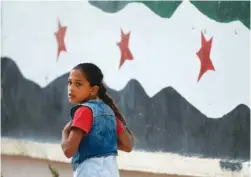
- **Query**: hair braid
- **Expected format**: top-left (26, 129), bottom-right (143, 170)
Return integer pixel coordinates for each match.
top-left (98, 83), bottom-right (136, 140)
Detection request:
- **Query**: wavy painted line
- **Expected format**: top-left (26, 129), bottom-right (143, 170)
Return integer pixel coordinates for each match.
top-left (89, 0), bottom-right (250, 29)
top-left (89, 1), bottom-right (182, 18)
top-left (190, 1), bottom-right (250, 29)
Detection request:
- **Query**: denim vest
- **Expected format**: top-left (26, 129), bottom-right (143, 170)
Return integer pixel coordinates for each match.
top-left (70, 99), bottom-right (118, 171)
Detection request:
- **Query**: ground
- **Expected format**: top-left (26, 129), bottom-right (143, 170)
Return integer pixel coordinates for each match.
top-left (1, 155), bottom-right (192, 177)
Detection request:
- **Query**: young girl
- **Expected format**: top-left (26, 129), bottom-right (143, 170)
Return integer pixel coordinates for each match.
top-left (61, 63), bottom-right (135, 177)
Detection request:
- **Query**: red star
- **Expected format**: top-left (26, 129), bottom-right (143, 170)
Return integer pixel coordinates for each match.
top-left (55, 20), bottom-right (67, 60)
top-left (196, 32), bottom-right (215, 82)
top-left (117, 29), bottom-right (133, 69)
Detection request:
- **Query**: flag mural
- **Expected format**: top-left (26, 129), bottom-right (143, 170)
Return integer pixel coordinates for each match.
top-left (1, 1), bottom-right (250, 176)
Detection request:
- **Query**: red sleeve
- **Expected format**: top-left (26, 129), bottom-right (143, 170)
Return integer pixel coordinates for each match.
top-left (71, 106), bottom-right (93, 134)
top-left (72, 107), bottom-right (124, 135)
top-left (116, 117), bottom-right (125, 135)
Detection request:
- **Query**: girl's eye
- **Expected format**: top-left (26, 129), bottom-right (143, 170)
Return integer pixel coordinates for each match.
top-left (68, 80), bottom-right (72, 85)
top-left (76, 82), bottom-right (82, 87)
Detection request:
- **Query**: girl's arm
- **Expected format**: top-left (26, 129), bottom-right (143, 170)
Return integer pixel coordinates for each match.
top-left (117, 130), bottom-right (133, 152)
top-left (61, 123), bottom-right (85, 158)
top-left (61, 107), bottom-right (93, 158)
top-left (116, 119), bottom-right (133, 152)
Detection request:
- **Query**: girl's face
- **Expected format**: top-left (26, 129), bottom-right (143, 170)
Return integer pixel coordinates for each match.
top-left (68, 69), bottom-right (99, 104)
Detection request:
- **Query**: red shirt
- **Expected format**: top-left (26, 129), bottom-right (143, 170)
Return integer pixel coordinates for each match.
top-left (72, 106), bottom-right (125, 135)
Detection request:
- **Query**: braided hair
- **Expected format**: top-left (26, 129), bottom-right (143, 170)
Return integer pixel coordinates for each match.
top-left (73, 63), bottom-right (136, 140)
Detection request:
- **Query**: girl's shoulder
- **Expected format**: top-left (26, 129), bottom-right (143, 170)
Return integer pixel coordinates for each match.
top-left (70, 105), bottom-right (92, 119)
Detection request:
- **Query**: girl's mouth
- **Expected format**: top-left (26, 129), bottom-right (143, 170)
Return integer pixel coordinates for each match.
top-left (68, 93), bottom-right (76, 99)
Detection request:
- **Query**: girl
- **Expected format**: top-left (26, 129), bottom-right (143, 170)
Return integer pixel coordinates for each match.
top-left (61, 63), bottom-right (135, 177)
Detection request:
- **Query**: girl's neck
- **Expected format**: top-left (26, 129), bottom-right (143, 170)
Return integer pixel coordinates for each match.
top-left (79, 96), bottom-right (100, 104)
top-left (88, 95), bottom-right (99, 100)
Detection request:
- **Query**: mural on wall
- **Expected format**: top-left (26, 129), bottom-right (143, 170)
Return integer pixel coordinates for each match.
top-left (1, 0), bottom-right (250, 173)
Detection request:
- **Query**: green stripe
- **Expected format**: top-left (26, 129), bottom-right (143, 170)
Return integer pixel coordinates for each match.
top-left (89, 1), bottom-right (250, 29)
top-left (190, 1), bottom-right (250, 29)
top-left (89, 1), bottom-right (182, 18)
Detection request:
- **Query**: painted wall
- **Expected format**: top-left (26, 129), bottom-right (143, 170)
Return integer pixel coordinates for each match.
top-left (1, 1), bottom-right (250, 176)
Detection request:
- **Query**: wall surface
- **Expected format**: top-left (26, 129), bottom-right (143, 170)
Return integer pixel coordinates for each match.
top-left (1, 1), bottom-right (250, 177)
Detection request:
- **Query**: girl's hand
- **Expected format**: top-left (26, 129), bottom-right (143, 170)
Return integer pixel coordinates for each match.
top-left (63, 120), bottom-right (72, 134)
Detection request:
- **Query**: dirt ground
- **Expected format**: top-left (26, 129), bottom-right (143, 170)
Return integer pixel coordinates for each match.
top-left (1, 154), bottom-right (192, 177)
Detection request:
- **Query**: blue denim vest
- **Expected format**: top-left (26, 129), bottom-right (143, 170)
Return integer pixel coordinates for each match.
top-left (70, 99), bottom-right (118, 171)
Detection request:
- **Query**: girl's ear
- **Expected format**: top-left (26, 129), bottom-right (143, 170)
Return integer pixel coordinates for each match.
top-left (91, 85), bottom-right (99, 96)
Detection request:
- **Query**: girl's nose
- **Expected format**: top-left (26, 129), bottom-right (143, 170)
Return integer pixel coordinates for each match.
top-left (68, 85), bottom-right (74, 92)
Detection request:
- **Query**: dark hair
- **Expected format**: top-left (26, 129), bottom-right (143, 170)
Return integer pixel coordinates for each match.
top-left (73, 63), bottom-right (136, 140)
